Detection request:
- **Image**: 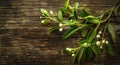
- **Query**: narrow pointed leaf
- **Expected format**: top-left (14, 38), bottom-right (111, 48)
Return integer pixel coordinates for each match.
top-left (108, 23), bottom-right (116, 43)
top-left (73, 3), bottom-right (79, 20)
top-left (77, 47), bottom-right (85, 64)
top-left (63, 27), bottom-right (80, 39)
top-left (64, 0), bottom-right (70, 8)
top-left (74, 2), bottom-right (79, 10)
top-left (48, 26), bottom-right (59, 33)
top-left (79, 8), bottom-right (91, 17)
top-left (114, 5), bottom-right (120, 17)
top-left (81, 28), bottom-right (88, 37)
top-left (74, 10), bottom-right (78, 20)
top-left (40, 8), bottom-right (49, 16)
top-left (84, 15), bottom-right (100, 24)
top-left (84, 47), bottom-right (93, 61)
top-left (106, 44), bottom-right (115, 56)
top-left (100, 9), bottom-right (111, 22)
top-left (58, 10), bottom-right (63, 22)
top-left (72, 48), bottom-right (80, 63)
top-left (91, 44), bottom-right (100, 55)
top-left (86, 29), bottom-right (96, 42)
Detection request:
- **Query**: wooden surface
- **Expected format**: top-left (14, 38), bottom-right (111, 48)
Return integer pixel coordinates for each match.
top-left (0, 0), bottom-right (120, 65)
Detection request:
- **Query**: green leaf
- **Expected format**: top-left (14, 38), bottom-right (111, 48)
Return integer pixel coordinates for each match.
top-left (100, 9), bottom-right (111, 21)
top-left (91, 43), bottom-right (100, 55)
top-left (74, 2), bottom-right (79, 10)
top-left (114, 5), bottom-right (120, 17)
top-left (58, 10), bottom-right (63, 22)
top-left (74, 9), bottom-right (78, 20)
top-left (72, 48), bottom-right (80, 63)
top-left (64, 0), bottom-right (70, 8)
top-left (48, 26), bottom-right (59, 33)
top-left (81, 28), bottom-right (88, 37)
top-left (63, 20), bottom-right (70, 25)
top-left (106, 44), bottom-right (115, 56)
top-left (63, 27), bottom-right (80, 39)
top-left (79, 6), bottom-right (91, 17)
top-left (73, 3), bottom-right (79, 20)
top-left (40, 8), bottom-right (49, 17)
top-left (77, 47), bottom-right (85, 64)
top-left (108, 23), bottom-right (116, 43)
top-left (60, 7), bottom-right (67, 13)
top-left (84, 15), bottom-right (96, 19)
top-left (86, 29), bottom-right (97, 42)
top-left (79, 40), bottom-right (86, 45)
top-left (84, 15), bottom-right (100, 24)
top-left (84, 47), bottom-right (93, 61)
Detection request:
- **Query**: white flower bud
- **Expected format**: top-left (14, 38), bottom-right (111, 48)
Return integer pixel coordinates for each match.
top-left (96, 34), bottom-right (100, 38)
top-left (53, 18), bottom-right (56, 21)
top-left (50, 18), bottom-right (53, 20)
top-left (66, 47), bottom-right (69, 50)
top-left (100, 46), bottom-right (103, 49)
top-left (59, 23), bottom-right (63, 27)
top-left (70, 20), bottom-right (73, 22)
top-left (42, 14), bottom-right (44, 16)
top-left (50, 11), bottom-right (53, 15)
top-left (40, 16), bottom-right (42, 18)
top-left (59, 28), bottom-right (63, 31)
top-left (98, 31), bottom-right (102, 34)
top-left (72, 54), bottom-right (75, 56)
top-left (102, 39), bottom-right (106, 43)
top-left (66, 48), bottom-right (72, 51)
top-left (83, 43), bottom-right (88, 47)
top-left (41, 20), bottom-right (45, 23)
top-left (105, 41), bottom-right (109, 44)
top-left (96, 41), bottom-right (101, 46)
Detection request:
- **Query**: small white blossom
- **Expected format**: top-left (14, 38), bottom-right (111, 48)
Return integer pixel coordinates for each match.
top-left (53, 18), bottom-right (56, 21)
top-left (96, 34), bottom-right (101, 38)
top-left (50, 11), bottom-right (54, 15)
top-left (50, 18), bottom-right (53, 20)
top-left (98, 31), bottom-right (102, 34)
top-left (100, 46), bottom-right (103, 49)
top-left (96, 41), bottom-right (101, 46)
top-left (72, 54), bottom-right (75, 56)
top-left (66, 48), bottom-right (72, 51)
top-left (83, 43), bottom-right (88, 47)
top-left (105, 41), bottom-right (109, 44)
top-left (66, 47), bottom-right (69, 50)
top-left (59, 23), bottom-right (63, 27)
top-left (102, 39), bottom-right (106, 43)
top-left (42, 14), bottom-right (44, 16)
top-left (70, 20), bottom-right (73, 22)
top-left (41, 20), bottom-right (45, 23)
top-left (40, 16), bottom-right (42, 18)
top-left (59, 28), bottom-right (63, 32)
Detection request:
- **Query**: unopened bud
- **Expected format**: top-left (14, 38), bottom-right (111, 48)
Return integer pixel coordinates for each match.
top-left (102, 39), bottom-right (106, 43)
top-left (98, 31), bottom-right (102, 34)
top-left (59, 28), bottom-right (63, 32)
top-left (96, 34), bottom-right (100, 38)
top-left (50, 11), bottom-right (54, 15)
top-left (72, 54), bottom-right (75, 56)
top-left (83, 43), bottom-right (88, 47)
top-left (100, 46), bottom-right (103, 49)
top-left (96, 41), bottom-right (101, 46)
top-left (59, 23), bottom-right (63, 27)
top-left (66, 47), bottom-right (72, 51)
top-left (40, 16), bottom-right (42, 18)
top-left (105, 41), bottom-right (109, 44)
top-left (41, 20), bottom-right (45, 23)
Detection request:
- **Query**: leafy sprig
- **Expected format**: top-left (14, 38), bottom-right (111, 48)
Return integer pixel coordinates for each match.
top-left (40, 0), bottom-right (120, 64)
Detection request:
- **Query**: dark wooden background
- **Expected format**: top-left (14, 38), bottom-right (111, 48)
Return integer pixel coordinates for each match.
top-left (0, 0), bottom-right (120, 65)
